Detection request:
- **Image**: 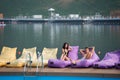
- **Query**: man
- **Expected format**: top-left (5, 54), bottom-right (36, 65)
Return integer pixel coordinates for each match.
top-left (72, 46), bottom-right (95, 64)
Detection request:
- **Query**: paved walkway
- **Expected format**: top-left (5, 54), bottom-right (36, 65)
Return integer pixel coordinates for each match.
top-left (0, 67), bottom-right (120, 78)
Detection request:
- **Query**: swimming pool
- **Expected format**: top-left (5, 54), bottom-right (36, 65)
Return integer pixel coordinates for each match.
top-left (0, 76), bottom-right (120, 80)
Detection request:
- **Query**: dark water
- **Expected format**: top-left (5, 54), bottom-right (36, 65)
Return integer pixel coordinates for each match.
top-left (0, 23), bottom-right (120, 59)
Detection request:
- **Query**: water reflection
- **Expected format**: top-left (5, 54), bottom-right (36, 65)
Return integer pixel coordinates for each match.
top-left (0, 23), bottom-right (120, 59)
top-left (33, 23), bottom-right (43, 50)
top-left (0, 26), bottom-right (4, 49)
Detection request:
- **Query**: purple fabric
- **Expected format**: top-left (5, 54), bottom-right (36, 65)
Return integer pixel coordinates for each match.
top-left (68, 46), bottom-right (79, 60)
top-left (115, 62), bottom-right (120, 69)
top-left (93, 50), bottom-right (120, 68)
top-left (71, 52), bottom-right (100, 68)
top-left (48, 59), bottom-right (71, 68)
top-left (48, 46), bottom-right (79, 68)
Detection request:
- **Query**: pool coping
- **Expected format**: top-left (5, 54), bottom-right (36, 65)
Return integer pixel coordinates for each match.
top-left (0, 67), bottom-right (120, 78)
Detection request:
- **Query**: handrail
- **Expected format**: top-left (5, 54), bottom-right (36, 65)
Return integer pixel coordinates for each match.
top-left (24, 52), bottom-right (32, 76)
top-left (36, 51), bottom-right (44, 75)
top-left (23, 51), bottom-right (44, 77)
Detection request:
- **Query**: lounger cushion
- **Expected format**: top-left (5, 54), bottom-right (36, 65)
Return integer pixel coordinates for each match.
top-left (48, 59), bottom-right (71, 68)
top-left (115, 62), bottom-right (120, 69)
top-left (0, 62), bottom-right (6, 67)
top-left (30, 60), bottom-right (46, 67)
top-left (0, 46), bottom-right (17, 62)
top-left (21, 47), bottom-right (37, 61)
top-left (68, 46), bottom-right (79, 60)
top-left (42, 47), bottom-right (58, 62)
top-left (31, 59), bottom-right (46, 67)
top-left (71, 52), bottom-right (100, 68)
top-left (6, 47), bottom-right (37, 68)
top-left (31, 47), bottom-right (58, 67)
top-left (42, 48), bottom-right (58, 60)
top-left (48, 46), bottom-right (79, 68)
top-left (6, 59), bottom-right (25, 68)
top-left (0, 46), bottom-right (17, 67)
top-left (93, 50), bottom-right (120, 68)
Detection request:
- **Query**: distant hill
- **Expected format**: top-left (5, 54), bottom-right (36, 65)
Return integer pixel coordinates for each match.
top-left (0, 0), bottom-right (120, 18)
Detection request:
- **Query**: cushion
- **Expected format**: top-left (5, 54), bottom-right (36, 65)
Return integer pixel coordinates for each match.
top-left (71, 52), bottom-right (100, 68)
top-left (0, 62), bottom-right (6, 67)
top-left (48, 46), bottom-right (79, 68)
top-left (6, 60), bottom-right (25, 68)
top-left (31, 60), bottom-right (47, 67)
top-left (40, 47), bottom-right (58, 66)
top-left (48, 59), bottom-right (71, 68)
top-left (0, 46), bottom-right (17, 62)
top-left (68, 46), bottom-right (79, 60)
top-left (93, 50), bottom-right (120, 68)
top-left (31, 48), bottom-right (58, 67)
top-left (6, 47), bottom-right (37, 68)
top-left (20, 47), bottom-right (37, 61)
top-left (42, 47), bottom-right (58, 61)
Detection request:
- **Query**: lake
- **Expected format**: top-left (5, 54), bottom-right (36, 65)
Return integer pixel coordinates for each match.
top-left (0, 23), bottom-right (120, 59)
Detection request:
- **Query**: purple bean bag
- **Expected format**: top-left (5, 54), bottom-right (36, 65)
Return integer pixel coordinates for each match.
top-left (115, 62), bottom-right (120, 69)
top-left (71, 51), bottom-right (100, 68)
top-left (115, 51), bottom-right (120, 69)
top-left (93, 50), bottom-right (120, 68)
top-left (48, 46), bottom-right (79, 68)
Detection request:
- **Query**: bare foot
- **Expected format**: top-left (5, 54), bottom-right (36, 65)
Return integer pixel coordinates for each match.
top-left (72, 60), bottom-right (76, 64)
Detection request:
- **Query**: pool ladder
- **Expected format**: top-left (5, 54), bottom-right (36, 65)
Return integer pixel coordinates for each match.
top-left (23, 52), bottom-right (44, 80)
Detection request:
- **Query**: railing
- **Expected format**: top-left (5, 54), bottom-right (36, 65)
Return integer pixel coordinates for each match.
top-left (23, 52), bottom-right (44, 80)
top-left (36, 51), bottom-right (44, 75)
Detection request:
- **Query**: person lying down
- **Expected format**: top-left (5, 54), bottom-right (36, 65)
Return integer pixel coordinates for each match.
top-left (72, 46), bottom-right (95, 64)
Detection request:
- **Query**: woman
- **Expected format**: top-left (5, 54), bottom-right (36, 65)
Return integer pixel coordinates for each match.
top-left (72, 46), bottom-right (95, 64)
top-left (60, 42), bottom-right (72, 61)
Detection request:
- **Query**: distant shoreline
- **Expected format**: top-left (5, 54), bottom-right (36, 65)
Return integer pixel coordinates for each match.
top-left (0, 18), bottom-right (120, 24)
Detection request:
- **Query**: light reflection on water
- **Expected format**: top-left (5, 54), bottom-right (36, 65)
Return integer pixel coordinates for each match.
top-left (0, 23), bottom-right (120, 59)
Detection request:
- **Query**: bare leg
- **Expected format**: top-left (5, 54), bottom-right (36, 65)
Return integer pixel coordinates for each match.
top-left (64, 56), bottom-right (81, 64)
top-left (61, 53), bottom-right (66, 60)
top-left (64, 56), bottom-right (71, 61)
top-left (71, 59), bottom-right (80, 64)
top-left (61, 55), bottom-right (66, 60)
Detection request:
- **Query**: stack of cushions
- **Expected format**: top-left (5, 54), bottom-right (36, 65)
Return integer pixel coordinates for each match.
top-left (48, 46), bottom-right (79, 68)
top-left (0, 46), bottom-right (17, 67)
top-left (6, 47), bottom-right (37, 68)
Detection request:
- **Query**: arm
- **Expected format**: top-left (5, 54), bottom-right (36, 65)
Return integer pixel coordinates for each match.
top-left (60, 49), bottom-right (65, 60)
top-left (90, 46), bottom-right (95, 53)
top-left (68, 46), bottom-right (72, 51)
top-left (80, 49), bottom-right (85, 56)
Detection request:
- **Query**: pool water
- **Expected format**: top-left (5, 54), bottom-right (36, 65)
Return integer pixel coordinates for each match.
top-left (0, 76), bottom-right (120, 80)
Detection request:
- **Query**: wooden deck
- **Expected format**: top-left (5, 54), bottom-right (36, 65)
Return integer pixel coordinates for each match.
top-left (0, 67), bottom-right (120, 78)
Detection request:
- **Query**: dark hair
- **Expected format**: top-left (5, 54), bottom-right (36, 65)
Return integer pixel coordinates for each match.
top-left (62, 42), bottom-right (69, 49)
top-left (85, 47), bottom-right (89, 49)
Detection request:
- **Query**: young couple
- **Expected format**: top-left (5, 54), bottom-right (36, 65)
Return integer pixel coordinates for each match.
top-left (60, 42), bottom-right (95, 64)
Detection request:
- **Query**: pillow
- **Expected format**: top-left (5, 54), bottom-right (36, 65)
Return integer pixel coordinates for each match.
top-left (68, 46), bottom-right (79, 60)
top-left (42, 47), bottom-right (58, 61)
top-left (20, 47), bottom-right (37, 61)
top-left (0, 46), bottom-right (17, 61)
